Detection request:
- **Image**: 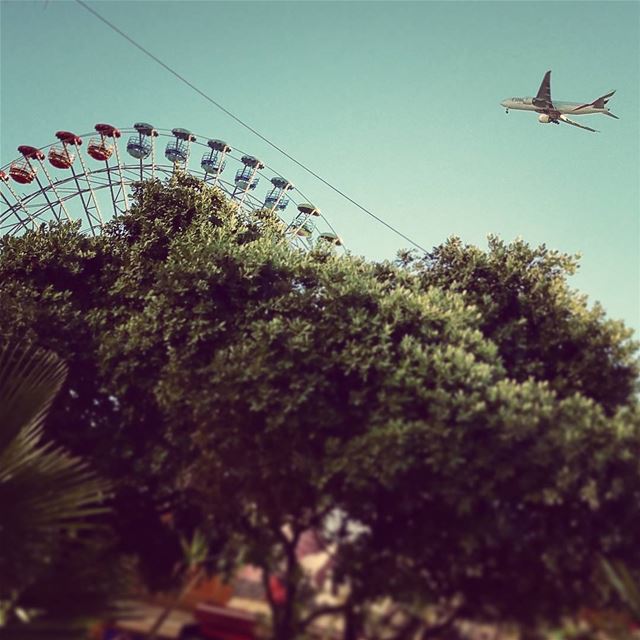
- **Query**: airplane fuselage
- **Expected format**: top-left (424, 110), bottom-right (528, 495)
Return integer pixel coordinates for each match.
top-left (501, 72), bottom-right (617, 132)
top-left (500, 97), bottom-right (610, 116)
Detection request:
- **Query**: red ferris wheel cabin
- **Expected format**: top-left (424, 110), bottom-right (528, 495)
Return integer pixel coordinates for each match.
top-left (48, 131), bottom-right (82, 170)
top-left (9, 146), bottom-right (44, 184)
top-left (88, 123), bottom-right (121, 161)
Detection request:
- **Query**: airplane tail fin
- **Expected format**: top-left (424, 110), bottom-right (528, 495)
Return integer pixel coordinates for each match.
top-left (602, 110), bottom-right (619, 119)
top-left (572, 90), bottom-right (616, 112)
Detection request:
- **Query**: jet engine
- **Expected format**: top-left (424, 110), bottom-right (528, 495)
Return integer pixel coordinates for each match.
top-left (538, 114), bottom-right (551, 123)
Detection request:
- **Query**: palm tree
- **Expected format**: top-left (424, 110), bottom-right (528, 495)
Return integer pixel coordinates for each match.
top-left (0, 341), bottom-right (125, 638)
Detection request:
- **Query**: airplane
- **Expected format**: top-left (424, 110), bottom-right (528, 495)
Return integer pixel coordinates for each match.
top-left (500, 70), bottom-right (618, 133)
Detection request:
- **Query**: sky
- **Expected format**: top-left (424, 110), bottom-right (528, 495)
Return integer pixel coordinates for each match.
top-left (1, 0), bottom-right (639, 333)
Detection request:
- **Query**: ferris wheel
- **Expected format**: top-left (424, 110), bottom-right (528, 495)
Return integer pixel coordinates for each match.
top-left (0, 123), bottom-right (343, 250)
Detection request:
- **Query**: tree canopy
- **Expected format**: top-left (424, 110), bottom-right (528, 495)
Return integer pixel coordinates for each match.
top-left (0, 176), bottom-right (638, 639)
top-left (401, 237), bottom-right (638, 413)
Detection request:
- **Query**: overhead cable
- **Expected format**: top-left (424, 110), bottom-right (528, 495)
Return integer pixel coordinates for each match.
top-left (74, 0), bottom-right (429, 254)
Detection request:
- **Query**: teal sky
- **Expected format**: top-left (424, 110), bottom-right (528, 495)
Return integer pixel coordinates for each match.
top-left (1, 0), bottom-right (639, 333)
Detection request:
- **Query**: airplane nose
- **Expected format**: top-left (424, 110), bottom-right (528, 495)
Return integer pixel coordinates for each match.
top-left (500, 100), bottom-right (508, 107)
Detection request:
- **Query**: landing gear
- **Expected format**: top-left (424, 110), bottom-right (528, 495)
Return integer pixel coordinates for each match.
top-left (505, 108), bottom-right (509, 114)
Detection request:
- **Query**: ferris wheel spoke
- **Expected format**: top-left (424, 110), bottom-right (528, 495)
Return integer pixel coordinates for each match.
top-left (107, 144), bottom-right (129, 215)
top-left (101, 158), bottom-right (125, 218)
top-left (33, 168), bottom-right (68, 223)
top-left (0, 221), bottom-right (25, 235)
top-left (0, 203), bottom-right (30, 232)
top-left (0, 178), bottom-right (37, 232)
top-left (28, 182), bottom-right (109, 226)
top-left (67, 164), bottom-right (100, 236)
top-left (82, 171), bottom-right (112, 188)
top-left (151, 138), bottom-right (156, 181)
top-left (72, 142), bottom-right (103, 235)
top-left (121, 164), bottom-right (153, 185)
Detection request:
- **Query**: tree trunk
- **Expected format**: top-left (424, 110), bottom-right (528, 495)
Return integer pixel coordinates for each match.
top-left (343, 605), bottom-right (362, 640)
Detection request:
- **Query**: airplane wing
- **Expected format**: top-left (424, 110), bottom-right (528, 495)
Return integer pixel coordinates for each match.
top-left (533, 70), bottom-right (553, 108)
top-left (559, 114), bottom-right (598, 133)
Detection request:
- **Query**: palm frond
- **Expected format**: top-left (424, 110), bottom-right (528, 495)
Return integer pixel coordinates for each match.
top-left (0, 341), bottom-right (120, 633)
top-left (601, 557), bottom-right (640, 622)
top-left (0, 342), bottom-right (67, 453)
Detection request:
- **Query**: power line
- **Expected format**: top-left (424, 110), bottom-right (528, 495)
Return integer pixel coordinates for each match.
top-left (74, 0), bottom-right (429, 254)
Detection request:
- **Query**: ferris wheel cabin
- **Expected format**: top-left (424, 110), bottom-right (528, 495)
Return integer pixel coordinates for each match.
top-left (9, 146), bottom-right (45, 184)
top-left (165, 128), bottom-right (196, 165)
top-left (297, 203), bottom-right (320, 218)
top-left (292, 219), bottom-right (314, 238)
top-left (319, 231), bottom-right (342, 246)
top-left (290, 203), bottom-right (320, 238)
top-left (201, 139), bottom-right (231, 176)
top-left (234, 155), bottom-right (264, 192)
top-left (127, 123), bottom-right (158, 160)
top-left (48, 131), bottom-right (82, 169)
top-left (264, 177), bottom-right (293, 212)
top-left (87, 124), bottom-right (121, 162)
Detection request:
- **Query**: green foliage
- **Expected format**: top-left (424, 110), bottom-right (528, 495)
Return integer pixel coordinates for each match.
top-left (0, 178), bottom-right (236, 589)
top-left (338, 390), bottom-right (640, 628)
top-left (403, 236), bottom-right (639, 413)
top-left (1, 176), bottom-right (638, 638)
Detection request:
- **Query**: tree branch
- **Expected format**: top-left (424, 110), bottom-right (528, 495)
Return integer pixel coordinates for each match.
top-left (300, 603), bottom-right (348, 629)
top-left (389, 615), bottom-right (423, 640)
top-left (419, 605), bottom-right (463, 640)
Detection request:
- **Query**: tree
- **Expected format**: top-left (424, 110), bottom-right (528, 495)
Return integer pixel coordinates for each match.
top-left (0, 341), bottom-right (124, 638)
top-left (0, 180), bottom-right (233, 589)
top-left (400, 236), bottom-right (638, 413)
top-left (166, 236), bottom-right (640, 635)
top-left (1, 177), bottom-right (638, 638)
top-left (334, 387), bottom-right (640, 636)
top-left (100, 179), bottom-right (640, 636)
